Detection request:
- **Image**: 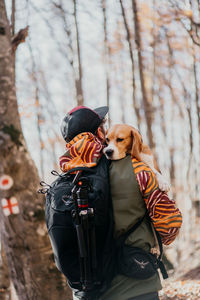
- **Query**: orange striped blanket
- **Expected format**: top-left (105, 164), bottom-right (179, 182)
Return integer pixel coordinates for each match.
top-left (132, 158), bottom-right (182, 245)
top-left (59, 132), bottom-right (103, 172)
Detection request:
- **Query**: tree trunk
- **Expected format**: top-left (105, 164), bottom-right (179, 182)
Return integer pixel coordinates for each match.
top-left (102, 0), bottom-right (111, 125)
top-left (151, 0), bottom-right (156, 110)
top-left (192, 45), bottom-right (200, 199)
top-left (132, 0), bottom-right (155, 148)
top-left (0, 1), bottom-right (72, 299)
top-left (11, 0), bottom-right (15, 81)
top-left (119, 0), bottom-right (141, 130)
top-left (28, 42), bottom-right (45, 178)
top-left (166, 31), bottom-right (194, 182)
top-left (0, 246), bottom-right (11, 300)
top-left (73, 0), bottom-right (84, 106)
top-left (193, 46), bottom-right (200, 135)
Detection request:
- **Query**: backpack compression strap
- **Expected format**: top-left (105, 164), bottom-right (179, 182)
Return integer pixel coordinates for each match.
top-left (38, 167), bottom-right (95, 194)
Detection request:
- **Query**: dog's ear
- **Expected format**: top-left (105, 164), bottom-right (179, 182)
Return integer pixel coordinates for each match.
top-left (130, 128), bottom-right (143, 160)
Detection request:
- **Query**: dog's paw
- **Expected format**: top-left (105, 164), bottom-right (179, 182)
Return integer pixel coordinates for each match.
top-left (156, 173), bottom-right (171, 192)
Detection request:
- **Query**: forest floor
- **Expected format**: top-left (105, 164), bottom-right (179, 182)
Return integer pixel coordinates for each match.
top-left (158, 239), bottom-right (200, 299)
top-left (159, 266), bottom-right (200, 299)
top-left (8, 243), bottom-right (200, 300)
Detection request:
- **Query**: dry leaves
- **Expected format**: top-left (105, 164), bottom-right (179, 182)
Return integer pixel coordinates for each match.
top-left (159, 279), bottom-right (200, 299)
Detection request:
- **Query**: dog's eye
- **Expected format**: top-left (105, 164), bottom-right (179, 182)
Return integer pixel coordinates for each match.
top-left (106, 137), bottom-right (109, 143)
top-left (116, 138), bottom-right (124, 142)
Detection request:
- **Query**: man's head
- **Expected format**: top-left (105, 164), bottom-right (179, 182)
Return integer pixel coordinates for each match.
top-left (61, 106), bottom-right (108, 142)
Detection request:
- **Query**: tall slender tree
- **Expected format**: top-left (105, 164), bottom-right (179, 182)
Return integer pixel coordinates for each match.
top-left (28, 42), bottom-right (45, 178)
top-left (119, 0), bottom-right (140, 129)
top-left (132, 0), bottom-right (155, 148)
top-left (73, 0), bottom-right (84, 106)
top-left (0, 1), bottom-right (71, 299)
top-left (102, 0), bottom-right (111, 124)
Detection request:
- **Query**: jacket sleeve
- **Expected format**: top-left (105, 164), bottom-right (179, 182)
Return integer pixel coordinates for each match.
top-left (132, 159), bottom-right (182, 245)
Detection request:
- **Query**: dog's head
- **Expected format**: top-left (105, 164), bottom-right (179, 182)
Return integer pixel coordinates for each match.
top-left (103, 124), bottom-right (142, 160)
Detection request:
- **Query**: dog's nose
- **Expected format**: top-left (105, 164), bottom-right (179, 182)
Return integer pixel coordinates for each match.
top-left (105, 149), bottom-right (113, 157)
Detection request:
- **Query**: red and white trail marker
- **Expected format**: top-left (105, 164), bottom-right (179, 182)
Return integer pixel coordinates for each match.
top-left (0, 175), bottom-right (14, 190)
top-left (1, 197), bottom-right (20, 216)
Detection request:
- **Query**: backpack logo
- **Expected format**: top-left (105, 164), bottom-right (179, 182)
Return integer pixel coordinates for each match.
top-left (133, 258), bottom-right (149, 269)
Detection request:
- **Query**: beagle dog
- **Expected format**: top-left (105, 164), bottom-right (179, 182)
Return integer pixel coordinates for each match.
top-left (103, 124), bottom-right (170, 192)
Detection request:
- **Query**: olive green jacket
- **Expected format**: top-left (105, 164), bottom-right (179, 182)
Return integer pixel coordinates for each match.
top-left (99, 156), bottom-right (162, 300)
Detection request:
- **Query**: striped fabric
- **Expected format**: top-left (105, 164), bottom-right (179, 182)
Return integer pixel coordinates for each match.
top-left (59, 132), bottom-right (103, 172)
top-left (132, 158), bottom-right (182, 245)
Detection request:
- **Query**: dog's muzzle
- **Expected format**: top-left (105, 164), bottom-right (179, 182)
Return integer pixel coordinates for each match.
top-left (104, 149), bottom-right (114, 159)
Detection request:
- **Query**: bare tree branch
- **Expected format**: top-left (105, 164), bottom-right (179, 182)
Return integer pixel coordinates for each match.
top-left (11, 26), bottom-right (29, 53)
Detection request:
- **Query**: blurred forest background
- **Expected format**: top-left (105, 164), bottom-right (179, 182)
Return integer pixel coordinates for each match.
top-left (0, 0), bottom-right (200, 299)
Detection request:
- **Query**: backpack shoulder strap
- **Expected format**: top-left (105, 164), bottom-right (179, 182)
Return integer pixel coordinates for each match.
top-left (116, 211), bottom-right (148, 246)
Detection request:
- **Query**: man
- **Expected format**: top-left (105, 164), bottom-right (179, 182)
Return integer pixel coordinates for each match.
top-left (60, 106), bottom-right (182, 300)
top-left (59, 105), bottom-right (113, 300)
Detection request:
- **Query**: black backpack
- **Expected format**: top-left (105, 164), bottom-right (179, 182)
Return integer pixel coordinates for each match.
top-left (38, 156), bottom-right (116, 298)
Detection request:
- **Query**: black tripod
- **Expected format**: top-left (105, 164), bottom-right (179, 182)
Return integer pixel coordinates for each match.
top-left (71, 171), bottom-right (98, 298)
